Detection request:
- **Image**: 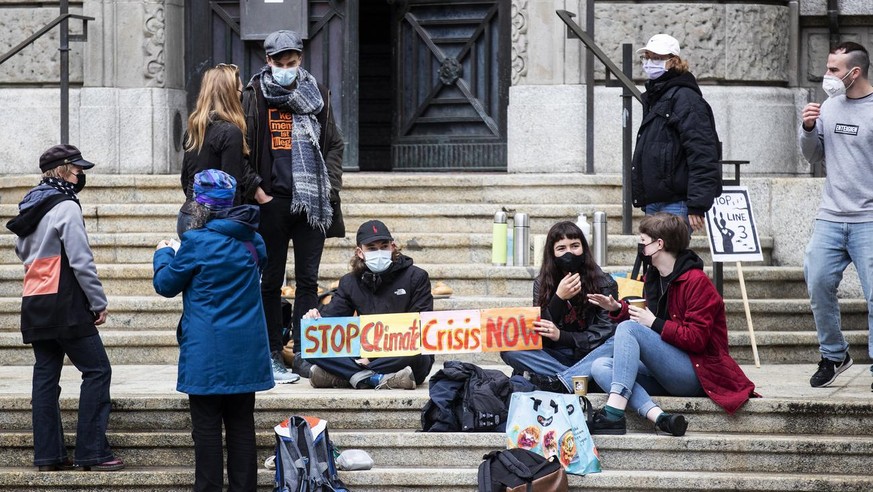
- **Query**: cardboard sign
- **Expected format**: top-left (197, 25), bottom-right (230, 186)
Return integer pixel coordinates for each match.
top-left (706, 186), bottom-right (763, 263)
top-left (359, 312), bottom-right (421, 358)
top-left (480, 307), bottom-right (542, 352)
top-left (420, 310), bottom-right (482, 354)
top-left (300, 317), bottom-right (361, 358)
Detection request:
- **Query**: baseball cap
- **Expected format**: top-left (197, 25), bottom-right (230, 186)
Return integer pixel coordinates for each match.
top-left (637, 34), bottom-right (681, 56)
top-left (39, 144), bottom-right (96, 172)
top-left (356, 220), bottom-right (393, 246)
top-left (264, 30), bottom-right (303, 56)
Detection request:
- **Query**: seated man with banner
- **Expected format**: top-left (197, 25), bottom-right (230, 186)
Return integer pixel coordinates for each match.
top-left (301, 220), bottom-right (435, 389)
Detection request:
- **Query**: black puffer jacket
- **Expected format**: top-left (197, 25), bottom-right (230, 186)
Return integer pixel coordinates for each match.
top-left (319, 254), bottom-right (433, 316)
top-left (631, 70), bottom-right (721, 216)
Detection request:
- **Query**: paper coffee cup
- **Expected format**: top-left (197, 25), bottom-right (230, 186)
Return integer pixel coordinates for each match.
top-left (572, 375), bottom-right (589, 396)
top-left (628, 298), bottom-right (646, 309)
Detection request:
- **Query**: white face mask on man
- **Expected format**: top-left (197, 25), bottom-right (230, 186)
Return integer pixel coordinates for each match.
top-left (363, 249), bottom-right (393, 273)
top-left (642, 59), bottom-right (668, 80)
top-left (821, 68), bottom-right (856, 98)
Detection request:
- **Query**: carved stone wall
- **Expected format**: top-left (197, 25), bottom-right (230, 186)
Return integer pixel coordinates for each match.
top-left (800, 0), bottom-right (873, 16)
top-left (592, 2), bottom-right (789, 82)
top-left (0, 3), bottom-right (85, 84)
top-left (510, 0), bottom-right (529, 85)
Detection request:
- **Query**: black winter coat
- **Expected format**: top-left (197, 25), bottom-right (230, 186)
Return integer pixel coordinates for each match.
top-left (319, 254), bottom-right (433, 317)
top-left (631, 70), bottom-right (721, 216)
top-left (242, 73), bottom-right (345, 237)
top-left (533, 267), bottom-right (617, 360)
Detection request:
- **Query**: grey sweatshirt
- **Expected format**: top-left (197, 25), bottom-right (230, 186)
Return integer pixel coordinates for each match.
top-left (799, 92), bottom-right (873, 222)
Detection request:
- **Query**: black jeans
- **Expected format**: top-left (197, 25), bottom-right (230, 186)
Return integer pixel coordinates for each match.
top-left (316, 354), bottom-right (435, 386)
top-left (188, 393), bottom-right (257, 492)
top-left (31, 334), bottom-right (114, 467)
top-left (259, 197), bottom-right (326, 354)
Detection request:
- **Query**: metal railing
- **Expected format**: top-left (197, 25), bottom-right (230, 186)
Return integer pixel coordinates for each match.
top-left (0, 0), bottom-right (93, 144)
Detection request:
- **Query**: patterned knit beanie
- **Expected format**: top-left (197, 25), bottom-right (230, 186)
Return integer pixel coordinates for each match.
top-left (193, 169), bottom-right (236, 210)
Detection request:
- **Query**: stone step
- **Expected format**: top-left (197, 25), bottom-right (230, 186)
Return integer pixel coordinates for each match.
top-left (0, 232), bottom-right (775, 266)
top-left (0, 365), bottom-right (871, 435)
top-left (2, 429), bottom-right (872, 475)
top-left (0, 263), bottom-right (808, 300)
top-left (1, 467), bottom-right (870, 492)
top-left (0, 173), bottom-right (624, 205)
top-left (0, 203), bottom-right (644, 236)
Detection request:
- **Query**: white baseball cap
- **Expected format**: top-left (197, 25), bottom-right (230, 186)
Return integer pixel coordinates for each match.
top-left (637, 34), bottom-right (681, 56)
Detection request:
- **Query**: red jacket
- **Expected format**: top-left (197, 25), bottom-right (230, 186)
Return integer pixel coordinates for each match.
top-left (613, 255), bottom-right (756, 414)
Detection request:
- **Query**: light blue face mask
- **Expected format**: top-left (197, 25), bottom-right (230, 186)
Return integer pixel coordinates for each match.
top-left (363, 249), bottom-right (393, 273)
top-left (271, 66), bottom-right (298, 86)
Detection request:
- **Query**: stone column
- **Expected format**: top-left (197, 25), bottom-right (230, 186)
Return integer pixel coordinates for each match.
top-left (507, 0), bottom-right (590, 173)
top-left (0, 0), bottom-right (185, 174)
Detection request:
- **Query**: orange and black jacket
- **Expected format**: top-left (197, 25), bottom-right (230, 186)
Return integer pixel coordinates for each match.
top-left (7, 186), bottom-right (106, 343)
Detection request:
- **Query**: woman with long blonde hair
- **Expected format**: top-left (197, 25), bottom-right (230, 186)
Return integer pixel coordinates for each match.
top-left (178, 64), bottom-right (266, 238)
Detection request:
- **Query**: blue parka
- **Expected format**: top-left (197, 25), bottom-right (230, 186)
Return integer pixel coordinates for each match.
top-left (153, 205), bottom-right (274, 395)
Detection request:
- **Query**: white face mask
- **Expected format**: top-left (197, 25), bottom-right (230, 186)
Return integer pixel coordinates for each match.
top-left (642, 59), bottom-right (668, 80)
top-left (821, 69), bottom-right (856, 98)
top-left (363, 249), bottom-right (393, 273)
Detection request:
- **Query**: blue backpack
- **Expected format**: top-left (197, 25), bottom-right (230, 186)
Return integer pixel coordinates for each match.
top-left (274, 416), bottom-right (349, 492)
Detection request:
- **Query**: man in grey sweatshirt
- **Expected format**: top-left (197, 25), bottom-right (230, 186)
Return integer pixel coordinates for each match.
top-left (798, 41), bottom-right (873, 389)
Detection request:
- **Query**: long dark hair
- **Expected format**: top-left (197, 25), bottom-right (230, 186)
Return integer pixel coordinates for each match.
top-left (536, 221), bottom-right (601, 308)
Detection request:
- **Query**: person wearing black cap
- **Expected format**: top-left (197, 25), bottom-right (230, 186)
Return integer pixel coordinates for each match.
top-left (242, 29), bottom-right (345, 382)
top-left (6, 144), bottom-right (124, 472)
top-left (301, 220), bottom-right (435, 390)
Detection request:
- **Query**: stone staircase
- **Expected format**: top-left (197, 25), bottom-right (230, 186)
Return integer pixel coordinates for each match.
top-left (0, 173), bottom-right (871, 491)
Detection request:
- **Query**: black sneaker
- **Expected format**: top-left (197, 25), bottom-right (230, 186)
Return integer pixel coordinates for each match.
top-left (809, 353), bottom-right (853, 388)
top-left (655, 413), bottom-right (687, 437)
top-left (527, 373), bottom-right (570, 394)
top-left (587, 408), bottom-right (626, 435)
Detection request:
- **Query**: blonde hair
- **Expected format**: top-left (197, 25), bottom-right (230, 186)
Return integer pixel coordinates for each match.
top-left (185, 64), bottom-right (249, 155)
top-left (668, 56), bottom-right (690, 74)
top-left (42, 164), bottom-right (75, 180)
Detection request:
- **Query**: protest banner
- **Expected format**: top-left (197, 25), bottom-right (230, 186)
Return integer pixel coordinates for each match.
top-left (300, 317), bottom-right (361, 358)
top-left (480, 307), bottom-right (541, 352)
top-left (706, 186), bottom-right (763, 263)
top-left (360, 312), bottom-right (421, 358)
top-left (420, 310), bottom-right (482, 354)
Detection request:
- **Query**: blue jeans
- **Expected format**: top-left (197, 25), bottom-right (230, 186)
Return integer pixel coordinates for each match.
top-left (500, 339), bottom-right (615, 393)
top-left (644, 201), bottom-right (688, 219)
top-left (31, 334), bottom-right (114, 467)
top-left (591, 321), bottom-right (703, 417)
top-left (804, 219), bottom-right (873, 361)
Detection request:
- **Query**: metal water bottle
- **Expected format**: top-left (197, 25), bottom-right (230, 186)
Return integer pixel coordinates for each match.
top-left (593, 211), bottom-right (607, 266)
top-left (513, 212), bottom-right (530, 266)
top-left (491, 211), bottom-right (507, 265)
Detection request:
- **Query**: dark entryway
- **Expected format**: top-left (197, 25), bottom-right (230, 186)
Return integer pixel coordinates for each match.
top-left (358, 2), bottom-right (393, 171)
top-left (184, 0), bottom-right (509, 172)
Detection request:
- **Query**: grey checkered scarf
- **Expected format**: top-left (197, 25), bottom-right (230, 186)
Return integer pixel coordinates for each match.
top-left (260, 66), bottom-right (332, 231)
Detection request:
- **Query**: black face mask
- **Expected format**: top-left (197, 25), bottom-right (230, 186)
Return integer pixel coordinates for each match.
top-left (71, 173), bottom-right (86, 193)
top-left (637, 242), bottom-right (654, 269)
top-left (556, 252), bottom-right (585, 273)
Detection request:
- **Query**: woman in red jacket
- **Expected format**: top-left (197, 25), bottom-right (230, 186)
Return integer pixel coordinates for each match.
top-left (587, 213), bottom-right (755, 437)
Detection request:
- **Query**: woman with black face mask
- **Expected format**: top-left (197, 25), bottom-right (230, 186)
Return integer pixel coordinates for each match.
top-left (499, 221), bottom-right (618, 393)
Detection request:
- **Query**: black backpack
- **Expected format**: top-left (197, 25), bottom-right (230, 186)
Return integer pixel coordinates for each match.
top-left (273, 416), bottom-right (349, 492)
top-left (478, 448), bottom-right (568, 492)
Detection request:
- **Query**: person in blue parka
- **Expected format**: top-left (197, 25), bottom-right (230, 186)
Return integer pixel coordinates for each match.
top-left (153, 169), bottom-right (276, 492)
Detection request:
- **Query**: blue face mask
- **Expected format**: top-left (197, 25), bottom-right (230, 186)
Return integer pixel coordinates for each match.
top-left (271, 66), bottom-right (298, 86)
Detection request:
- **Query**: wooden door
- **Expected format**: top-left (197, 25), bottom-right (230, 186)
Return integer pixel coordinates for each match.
top-left (393, 0), bottom-right (509, 171)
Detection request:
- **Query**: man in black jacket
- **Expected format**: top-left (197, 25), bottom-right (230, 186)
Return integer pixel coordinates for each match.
top-left (301, 220), bottom-right (435, 389)
top-left (632, 34), bottom-right (721, 232)
top-left (242, 30), bottom-right (345, 382)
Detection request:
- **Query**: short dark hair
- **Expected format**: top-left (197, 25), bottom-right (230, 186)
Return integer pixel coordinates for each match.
top-left (639, 213), bottom-right (690, 254)
top-left (832, 41), bottom-right (870, 79)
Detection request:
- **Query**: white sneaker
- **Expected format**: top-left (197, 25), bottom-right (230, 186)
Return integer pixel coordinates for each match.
top-left (271, 356), bottom-right (300, 384)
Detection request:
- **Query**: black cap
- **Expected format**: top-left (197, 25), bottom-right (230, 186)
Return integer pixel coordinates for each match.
top-left (39, 144), bottom-right (96, 172)
top-left (264, 30), bottom-right (303, 56)
top-left (356, 220), bottom-right (393, 246)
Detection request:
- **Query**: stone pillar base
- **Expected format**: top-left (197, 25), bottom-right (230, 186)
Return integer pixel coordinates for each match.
top-left (0, 87), bottom-right (186, 174)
